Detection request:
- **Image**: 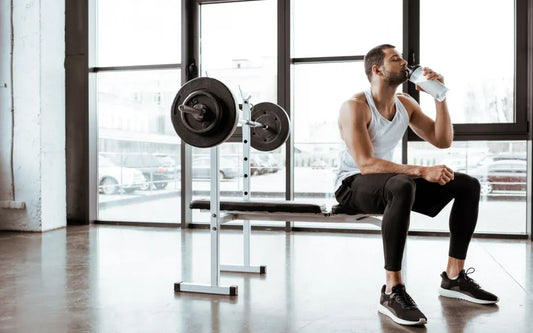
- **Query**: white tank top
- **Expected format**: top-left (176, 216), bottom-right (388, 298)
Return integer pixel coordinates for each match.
top-left (334, 90), bottom-right (410, 190)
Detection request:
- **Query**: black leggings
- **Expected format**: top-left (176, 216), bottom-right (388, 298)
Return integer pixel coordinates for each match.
top-left (335, 172), bottom-right (480, 271)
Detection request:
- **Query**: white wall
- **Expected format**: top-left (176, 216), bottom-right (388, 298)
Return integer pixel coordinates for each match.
top-left (0, 1), bottom-right (12, 207)
top-left (0, 0), bottom-right (66, 231)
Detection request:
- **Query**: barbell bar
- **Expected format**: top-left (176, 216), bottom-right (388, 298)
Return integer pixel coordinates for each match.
top-left (171, 77), bottom-right (290, 151)
top-left (179, 104), bottom-right (268, 129)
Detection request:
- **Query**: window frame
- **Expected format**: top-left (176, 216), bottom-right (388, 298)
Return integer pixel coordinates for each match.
top-left (88, 0), bottom-right (182, 223)
top-left (405, 0), bottom-right (529, 142)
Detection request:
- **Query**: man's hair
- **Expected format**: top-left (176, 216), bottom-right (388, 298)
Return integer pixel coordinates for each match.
top-left (364, 44), bottom-right (396, 82)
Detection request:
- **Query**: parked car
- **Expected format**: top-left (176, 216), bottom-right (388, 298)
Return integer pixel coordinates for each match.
top-left (472, 154), bottom-right (526, 169)
top-left (250, 155), bottom-right (269, 175)
top-left (154, 154), bottom-right (180, 178)
top-left (98, 156), bottom-right (146, 195)
top-left (311, 159), bottom-right (327, 169)
top-left (256, 154), bottom-right (281, 174)
top-left (466, 160), bottom-right (527, 194)
top-left (109, 153), bottom-right (177, 190)
top-left (192, 156), bottom-right (240, 179)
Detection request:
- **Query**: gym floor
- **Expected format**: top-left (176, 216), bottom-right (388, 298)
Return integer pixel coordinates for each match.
top-left (0, 225), bottom-right (532, 332)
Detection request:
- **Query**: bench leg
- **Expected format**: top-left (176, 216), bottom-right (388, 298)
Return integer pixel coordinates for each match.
top-left (175, 147), bottom-right (238, 296)
top-left (220, 265), bottom-right (266, 274)
top-left (220, 219), bottom-right (267, 274)
top-left (175, 222), bottom-right (239, 295)
top-left (244, 219), bottom-right (251, 265)
top-left (174, 282), bottom-right (238, 296)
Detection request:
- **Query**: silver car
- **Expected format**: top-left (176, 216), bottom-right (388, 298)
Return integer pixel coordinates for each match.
top-left (98, 156), bottom-right (146, 195)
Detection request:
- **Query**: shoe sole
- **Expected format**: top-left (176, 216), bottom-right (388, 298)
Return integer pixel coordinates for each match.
top-left (377, 304), bottom-right (427, 326)
top-left (439, 287), bottom-right (499, 304)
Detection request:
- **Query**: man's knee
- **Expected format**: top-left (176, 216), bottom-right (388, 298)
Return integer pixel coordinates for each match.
top-left (385, 175), bottom-right (416, 201)
top-left (454, 172), bottom-right (481, 196)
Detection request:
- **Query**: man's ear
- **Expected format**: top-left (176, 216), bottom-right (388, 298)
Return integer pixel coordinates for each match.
top-left (372, 64), bottom-right (382, 77)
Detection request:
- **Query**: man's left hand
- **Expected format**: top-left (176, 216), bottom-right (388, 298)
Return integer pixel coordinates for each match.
top-left (415, 67), bottom-right (445, 92)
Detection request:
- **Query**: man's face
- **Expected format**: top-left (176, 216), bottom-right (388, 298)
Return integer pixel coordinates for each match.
top-left (379, 48), bottom-right (408, 86)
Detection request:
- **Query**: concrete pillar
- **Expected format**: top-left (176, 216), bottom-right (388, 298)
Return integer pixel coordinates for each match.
top-left (0, 0), bottom-right (66, 231)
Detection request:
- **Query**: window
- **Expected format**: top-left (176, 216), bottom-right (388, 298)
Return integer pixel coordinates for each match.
top-left (97, 0), bottom-right (181, 66)
top-left (190, 0), bottom-right (283, 227)
top-left (200, 0), bottom-right (277, 102)
top-left (292, 62), bottom-right (386, 209)
top-left (292, 0), bottom-right (402, 58)
top-left (91, 0), bottom-right (529, 235)
top-left (93, 0), bottom-right (181, 223)
top-left (419, 0), bottom-right (515, 124)
top-left (408, 141), bottom-right (527, 235)
top-left (291, 8), bottom-right (403, 214)
top-left (97, 70), bottom-right (182, 223)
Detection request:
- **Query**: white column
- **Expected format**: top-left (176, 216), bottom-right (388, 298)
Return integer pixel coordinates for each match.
top-left (0, 0), bottom-right (66, 231)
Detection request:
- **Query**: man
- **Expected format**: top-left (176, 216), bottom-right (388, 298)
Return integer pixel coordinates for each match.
top-left (335, 44), bottom-right (498, 326)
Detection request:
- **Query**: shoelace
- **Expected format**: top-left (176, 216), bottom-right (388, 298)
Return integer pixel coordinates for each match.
top-left (393, 287), bottom-right (417, 309)
top-left (461, 267), bottom-right (481, 289)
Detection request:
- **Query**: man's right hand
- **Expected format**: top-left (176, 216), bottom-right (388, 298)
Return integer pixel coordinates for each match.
top-left (421, 165), bottom-right (454, 185)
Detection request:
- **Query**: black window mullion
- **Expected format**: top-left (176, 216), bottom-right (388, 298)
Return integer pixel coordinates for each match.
top-left (291, 55), bottom-right (365, 64)
top-left (279, 0), bottom-right (292, 231)
top-left (515, 0), bottom-right (529, 134)
top-left (409, 123), bottom-right (529, 142)
top-left (88, 64), bottom-right (181, 72)
top-left (403, 0), bottom-right (420, 101)
top-left (195, 0), bottom-right (263, 4)
top-left (403, 0), bottom-right (420, 164)
top-left (180, 0), bottom-right (200, 229)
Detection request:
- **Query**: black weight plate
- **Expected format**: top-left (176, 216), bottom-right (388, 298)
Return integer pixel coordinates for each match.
top-left (250, 102), bottom-right (291, 151)
top-left (171, 77), bottom-right (238, 148)
top-left (181, 90), bottom-right (221, 135)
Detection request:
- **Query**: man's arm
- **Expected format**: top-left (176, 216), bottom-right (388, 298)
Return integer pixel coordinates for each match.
top-left (399, 94), bottom-right (453, 148)
top-left (339, 99), bottom-right (454, 184)
top-left (401, 69), bottom-right (453, 149)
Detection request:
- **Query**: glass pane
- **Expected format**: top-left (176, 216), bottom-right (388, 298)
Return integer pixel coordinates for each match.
top-left (97, 69), bottom-right (182, 223)
top-left (292, 0), bottom-right (402, 58)
top-left (292, 62), bottom-right (372, 144)
top-left (408, 141), bottom-right (526, 234)
top-left (293, 143), bottom-right (402, 230)
top-left (191, 0), bottom-right (281, 227)
top-left (97, 0), bottom-right (180, 66)
top-left (191, 145), bottom-right (242, 211)
top-left (292, 62), bottom-right (402, 229)
top-left (191, 145), bottom-right (286, 227)
top-left (292, 62), bottom-right (402, 146)
top-left (200, 0), bottom-right (277, 102)
top-left (420, 0), bottom-right (514, 123)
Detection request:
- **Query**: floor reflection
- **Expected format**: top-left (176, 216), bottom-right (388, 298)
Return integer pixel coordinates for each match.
top-left (378, 313), bottom-right (428, 332)
top-left (0, 226), bottom-right (531, 332)
top-left (439, 296), bottom-right (499, 333)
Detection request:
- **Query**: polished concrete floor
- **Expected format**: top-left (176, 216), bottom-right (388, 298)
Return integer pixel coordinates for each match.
top-left (0, 225), bottom-right (532, 332)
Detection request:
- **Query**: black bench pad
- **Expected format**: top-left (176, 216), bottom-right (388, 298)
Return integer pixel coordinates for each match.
top-left (330, 205), bottom-right (362, 215)
top-left (190, 200), bottom-right (363, 215)
top-left (190, 200), bottom-right (326, 214)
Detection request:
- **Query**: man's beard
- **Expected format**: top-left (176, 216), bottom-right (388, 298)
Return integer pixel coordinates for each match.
top-left (385, 70), bottom-right (408, 87)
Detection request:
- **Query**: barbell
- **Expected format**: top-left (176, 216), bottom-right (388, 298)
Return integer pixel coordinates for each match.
top-left (171, 77), bottom-right (290, 151)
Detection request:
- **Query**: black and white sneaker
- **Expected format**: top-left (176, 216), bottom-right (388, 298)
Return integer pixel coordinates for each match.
top-left (439, 267), bottom-right (499, 304)
top-left (378, 284), bottom-right (427, 326)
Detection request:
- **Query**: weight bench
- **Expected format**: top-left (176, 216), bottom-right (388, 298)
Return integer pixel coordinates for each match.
top-left (171, 78), bottom-right (382, 296)
top-left (175, 200), bottom-right (382, 295)
top-left (189, 199), bottom-right (382, 226)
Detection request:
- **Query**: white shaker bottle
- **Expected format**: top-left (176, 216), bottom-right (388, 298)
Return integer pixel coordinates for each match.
top-left (407, 65), bottom-right (448, 102)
